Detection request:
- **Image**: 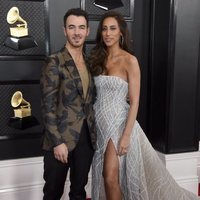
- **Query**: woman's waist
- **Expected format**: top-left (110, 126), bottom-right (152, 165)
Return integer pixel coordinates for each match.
top-left (96, 95), bottom-right (127, 101)
top-left (94, 98), bottom-right (128, 105)
top-left (93, 103), bottom-right (129, 114)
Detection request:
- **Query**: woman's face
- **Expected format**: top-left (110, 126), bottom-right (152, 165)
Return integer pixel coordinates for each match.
top-left (101, 17), bottom-right (121, 47)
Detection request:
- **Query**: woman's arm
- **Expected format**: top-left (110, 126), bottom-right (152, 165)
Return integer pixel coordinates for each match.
top-left (118, 55), bottom-right (141, 156)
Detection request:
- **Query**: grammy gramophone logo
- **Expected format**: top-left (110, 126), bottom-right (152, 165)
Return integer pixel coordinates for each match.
top-left (8, 91), bottom-right (39, 130)
top-left (11, 91), bottom-right (31, 118)
top-left (4, 7), bottom-right (38, 50)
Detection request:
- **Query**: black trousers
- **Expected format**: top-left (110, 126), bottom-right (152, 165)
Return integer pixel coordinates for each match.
top-left (43, 120), bottom-right (94, 200)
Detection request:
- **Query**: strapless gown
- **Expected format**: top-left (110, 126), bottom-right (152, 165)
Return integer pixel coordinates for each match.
top-left (92, 75), bottom-right (199, 200)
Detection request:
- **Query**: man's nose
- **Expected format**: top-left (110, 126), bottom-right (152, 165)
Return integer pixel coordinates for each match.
top-left (74, 28), bottom-right (80, 34)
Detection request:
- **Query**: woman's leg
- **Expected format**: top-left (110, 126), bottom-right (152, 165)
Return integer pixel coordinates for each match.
top-left (103, 139), bottom-right (122, 200)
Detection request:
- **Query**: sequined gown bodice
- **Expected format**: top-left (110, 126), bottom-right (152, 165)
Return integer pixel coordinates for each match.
top-left (92, 75), bottom-right (199, 200)
top-left (93, 75), bottom-right (129, 149)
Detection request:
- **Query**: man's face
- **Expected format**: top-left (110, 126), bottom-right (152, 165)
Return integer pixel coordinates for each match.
top-left (64, 15), bottom-right (89, 48)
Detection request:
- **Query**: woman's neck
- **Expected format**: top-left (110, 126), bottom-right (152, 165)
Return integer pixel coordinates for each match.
top-left (107, 45), bottom-right (122, 58)
top-left (107, 46), bottom-right (123, 59)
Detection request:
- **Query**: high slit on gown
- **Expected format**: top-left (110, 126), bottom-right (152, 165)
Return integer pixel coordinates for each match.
top-left (91, 75), bottom-right (199, 200)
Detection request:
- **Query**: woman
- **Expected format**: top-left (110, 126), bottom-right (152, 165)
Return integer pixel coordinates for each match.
top-left (90, 11), bottom-right (199, 200)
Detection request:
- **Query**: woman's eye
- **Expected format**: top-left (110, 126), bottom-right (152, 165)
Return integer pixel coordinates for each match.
top-left (110, 27), bottom-right (116, 30)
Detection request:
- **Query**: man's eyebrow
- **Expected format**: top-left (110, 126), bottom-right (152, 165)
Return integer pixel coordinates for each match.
top-left (79, 25), bottom-right (86, 28)
top-left (67, 24), bottom-right (75, 27)
top-left (67, 24), bottom-right (86, 28)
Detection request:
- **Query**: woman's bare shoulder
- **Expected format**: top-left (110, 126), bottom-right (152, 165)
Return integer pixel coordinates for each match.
top-left (123, 52), bottom-right (140, 71)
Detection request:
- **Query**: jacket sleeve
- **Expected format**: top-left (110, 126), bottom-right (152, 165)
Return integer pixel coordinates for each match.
top-left (40, 56), bottom-right (64, 147)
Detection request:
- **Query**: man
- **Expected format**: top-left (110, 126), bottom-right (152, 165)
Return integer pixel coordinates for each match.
top-left (40, 8), bottom-right (96, 200)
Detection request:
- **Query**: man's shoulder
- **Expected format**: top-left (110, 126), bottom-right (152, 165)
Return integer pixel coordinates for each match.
top-left (46, 46), bottom-right (72, 65)
top-left (49, 46), bottom-right (66, 58)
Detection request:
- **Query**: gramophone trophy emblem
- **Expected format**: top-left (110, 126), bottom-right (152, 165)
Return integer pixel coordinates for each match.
top-left (8, 91), bottom-right (39, 130)
top-left (4, 7), bottom-right (37, 50)
top-left (11, 91), bottom-right (31, 118)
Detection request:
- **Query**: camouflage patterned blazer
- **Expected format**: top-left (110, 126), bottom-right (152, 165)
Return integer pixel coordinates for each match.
top-left (40, 46), bottom-right (96, 151)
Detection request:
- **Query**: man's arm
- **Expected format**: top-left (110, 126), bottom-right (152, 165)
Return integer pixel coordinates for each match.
top-left (40, 56), bottom-right (64, 147)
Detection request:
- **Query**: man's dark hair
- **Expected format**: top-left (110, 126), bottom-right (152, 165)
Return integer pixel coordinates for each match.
top-left (64, 8), bottom-right (89, 27)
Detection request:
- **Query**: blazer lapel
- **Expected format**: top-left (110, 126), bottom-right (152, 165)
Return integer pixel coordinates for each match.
top-left (85, 69), bottom-right (92, 102)
top-left (62, 48), bottom-right (84, 99)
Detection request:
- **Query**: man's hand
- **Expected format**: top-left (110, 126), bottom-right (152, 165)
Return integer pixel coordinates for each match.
top-left (53, 143), bottom-right (68, 164)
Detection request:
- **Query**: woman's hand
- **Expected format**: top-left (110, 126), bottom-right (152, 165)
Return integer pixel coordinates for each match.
top-left (118, 134), bottom-right (130, 156)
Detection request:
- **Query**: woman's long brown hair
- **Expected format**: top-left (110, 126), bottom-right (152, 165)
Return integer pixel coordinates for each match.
top-left (89, 11), bottom-right (132, 76)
